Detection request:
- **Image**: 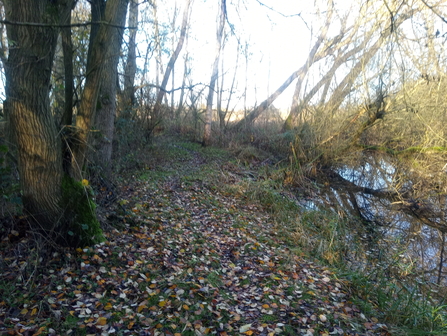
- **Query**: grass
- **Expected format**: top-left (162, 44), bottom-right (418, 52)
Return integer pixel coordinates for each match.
top-left (204, 139), bottom-right (447, 334)
top-left (2, 132), bottom-right (447, 335)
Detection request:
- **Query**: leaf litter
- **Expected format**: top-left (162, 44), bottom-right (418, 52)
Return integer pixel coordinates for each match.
top-left (0, 141), bottom-right (390, 335)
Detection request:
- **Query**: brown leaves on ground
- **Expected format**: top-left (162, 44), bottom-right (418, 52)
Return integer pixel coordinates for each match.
top-left (0, 144), bottom-right (389, 335)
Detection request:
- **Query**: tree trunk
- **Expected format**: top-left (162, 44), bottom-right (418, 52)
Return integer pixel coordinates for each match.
top-left (71, 0), bottom-right (129, 180)
top-left (153, 0), bottom-right (163, 89)
top-left (217, 34), bottom-right (226, 130)
top-left (3, 0), bottom-right (72, 231)
top-left (283, 36), bottom-right (371, 130)
top-left (202, 0), bottom-right (225, 146)
top-left (175, 50), bottom-right (189, 119)
top-left (61, 4), bottom-right (74, 127)
top-left (284, 6), bottom-right (333, 131)
top-left (234, 68), bottom-right (308, 130)
top-left (91, 0), bottom-right (128, 177)
top-left (325, 12), bottom-right (412, 114)
top-left (122, 0), bottom-right (138, 113)
top-left (61, 3), bottom-right (75, 174)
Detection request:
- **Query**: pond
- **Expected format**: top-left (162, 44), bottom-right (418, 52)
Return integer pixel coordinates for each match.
top-left (299, 154), bottom-right (447, 287)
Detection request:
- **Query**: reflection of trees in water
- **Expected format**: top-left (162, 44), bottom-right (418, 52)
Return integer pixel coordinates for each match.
top-left (308, 154), bottom-right (447, 286)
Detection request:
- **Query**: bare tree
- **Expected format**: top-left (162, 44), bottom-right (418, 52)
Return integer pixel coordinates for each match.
top-left (152, 0), bottom-right (163, 90)
top-left (152, 0), bottom-right (193, 129)
top-left (202, 0), bottom-right (226, 146)
top-left (175, 43), bottom-right (190, 120)
top-left (324, 10), bottom-right (413, 115)
top-left (234, 2), bottom-right (335, 130)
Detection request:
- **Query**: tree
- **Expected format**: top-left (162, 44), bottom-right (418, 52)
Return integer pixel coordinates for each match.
top-left (121, 0), bottom-right (139, 111)
top-left (278, 1), bottom-right (416, 131)
top-left (202, 0), bottom-right (226, 146)
top-left (90, 0), bottom-right (129, 177)
top-left (234, 2), bottom-right (333, 130)
top-left (3, 0), bottom-right (74, 236)
top-left (71, 0), bottom-right (129, 180)
top-left (3, 0), bottom-right (129, 246)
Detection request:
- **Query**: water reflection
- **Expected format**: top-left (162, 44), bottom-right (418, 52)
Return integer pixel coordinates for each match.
top-left (300, 155), bottom-right (447, 286)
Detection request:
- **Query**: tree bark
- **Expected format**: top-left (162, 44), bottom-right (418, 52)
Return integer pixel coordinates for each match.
top-left (91, 0), bottom-right (128, 177)
top-left (202, 0), bottom-right (225, 146)
top-left (60, 2), bottom-right (75, 174)
top-left (3, 0), bottom-right (73, 231)
top-left (71, 0), bottom-right (129, 180)
top-left (61, 3), bottom-right (75, 127)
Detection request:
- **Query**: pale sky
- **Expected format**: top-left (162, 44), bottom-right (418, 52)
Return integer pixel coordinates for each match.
top-left (148, 0), bottom-right (314, 113)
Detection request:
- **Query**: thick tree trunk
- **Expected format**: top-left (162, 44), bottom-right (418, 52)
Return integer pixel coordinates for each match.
top-left (61, 4), bottom-right (75, 174)
top-left (3, 0), bottom-right (72, 231)
top-left (71, 0), bottom-right (129, 180)
top-left (202, 0), bottom-right (225, 146)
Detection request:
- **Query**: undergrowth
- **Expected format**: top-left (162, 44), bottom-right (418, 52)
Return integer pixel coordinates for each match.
top-left (2, 119), bottom-right (447, 334)
top-left (227, 153), bottom-right (447, 335)
top-left (133, 131), bottom-right (447, 334)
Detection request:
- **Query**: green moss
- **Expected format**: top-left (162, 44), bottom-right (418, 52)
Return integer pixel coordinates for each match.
top-left (61, 175), bottom-right (104, 247)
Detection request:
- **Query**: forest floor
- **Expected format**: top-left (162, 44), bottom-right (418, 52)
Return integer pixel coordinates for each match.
top-left (0, 136), bottom-right (391, 336)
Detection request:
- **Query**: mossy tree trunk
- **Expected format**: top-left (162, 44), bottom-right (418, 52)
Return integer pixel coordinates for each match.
top-left (4, 0), bottom-right (104, 247)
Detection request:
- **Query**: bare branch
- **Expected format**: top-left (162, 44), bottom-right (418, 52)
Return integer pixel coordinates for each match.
top-left (420, 0), bottom-right (447, 24)
top-left (254, 0), bottom-right (302, 18)
top-left (0, 19), bottom-right (137, 29)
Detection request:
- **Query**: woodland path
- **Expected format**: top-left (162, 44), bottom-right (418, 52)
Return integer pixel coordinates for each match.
top-left (0, 138), bottom-right (389, 335)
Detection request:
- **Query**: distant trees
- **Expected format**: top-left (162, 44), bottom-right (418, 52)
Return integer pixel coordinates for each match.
top-left (152, 0), bottom-right (193, 133)
top-left (232, 0), bottom-right (443, 131)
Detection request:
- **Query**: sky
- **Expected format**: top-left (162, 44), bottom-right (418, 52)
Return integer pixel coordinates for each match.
top-left (144, 0), bottom-right (314, 114)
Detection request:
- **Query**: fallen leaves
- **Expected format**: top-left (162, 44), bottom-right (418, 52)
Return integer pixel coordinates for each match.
top-left (0, 144), bottom-right (389, 336)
